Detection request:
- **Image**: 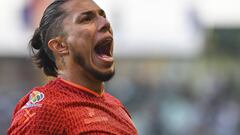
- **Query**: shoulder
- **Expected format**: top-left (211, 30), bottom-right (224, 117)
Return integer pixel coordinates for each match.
top-left (104, 92), bottom-right (123, 106)
top-left (8, 86), bottom-right (66, 134)
top-left (12, 84), bottom-right (67, 118)
top-left (13, 85), bottom-right (58, 111)
top-left (104, 92), bottom-right (133, 118)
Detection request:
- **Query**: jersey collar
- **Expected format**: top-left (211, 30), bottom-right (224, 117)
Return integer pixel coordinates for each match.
top-left (58, 78), bottom-right (105, 97)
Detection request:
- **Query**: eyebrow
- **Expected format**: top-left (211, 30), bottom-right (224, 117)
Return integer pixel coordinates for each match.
top-left (72, 8), bottom-right (106, 23)
top-left (80, 9), bottom-right (105, 16)
top-left (81, 10), bottom-right (94, 16)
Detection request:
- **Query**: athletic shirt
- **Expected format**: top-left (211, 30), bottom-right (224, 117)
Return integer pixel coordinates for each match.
top-left (8, 78), bottom-right (138, 135)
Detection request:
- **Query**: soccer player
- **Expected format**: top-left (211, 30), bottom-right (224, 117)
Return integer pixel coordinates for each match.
top-left (8, 0), bottom-right (138, 134)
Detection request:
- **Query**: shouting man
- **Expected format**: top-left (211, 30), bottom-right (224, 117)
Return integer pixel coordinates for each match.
top-left (8, 0), bottom-right (138, 134)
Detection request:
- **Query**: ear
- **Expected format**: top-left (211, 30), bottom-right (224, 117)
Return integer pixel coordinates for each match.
top-left (48, 37), bottom-right (68, 56)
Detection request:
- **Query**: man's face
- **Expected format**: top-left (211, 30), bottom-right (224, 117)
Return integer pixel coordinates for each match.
top-left (62, 0), bottom-right (115, 81)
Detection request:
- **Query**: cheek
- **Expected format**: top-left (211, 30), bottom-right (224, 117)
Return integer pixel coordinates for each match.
top-left (77, 28), bottom-right (94, 41)
top-left (66, 27), bottom-right (96, 57)
top-left (67, 27), bottom-right (93, 45)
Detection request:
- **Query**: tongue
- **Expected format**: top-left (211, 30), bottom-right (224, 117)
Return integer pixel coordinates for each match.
top-left (98, 54), bottom-right (113, 62)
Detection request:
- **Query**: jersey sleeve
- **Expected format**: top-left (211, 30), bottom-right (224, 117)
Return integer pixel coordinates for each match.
top-left (8, 103), bottom-right (65, 135)
top-left (8, 90), bottom-right (66, 135)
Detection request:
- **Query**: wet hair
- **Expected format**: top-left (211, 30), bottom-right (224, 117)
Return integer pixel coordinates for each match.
top-left (29, 0), bottom-right (68, 77)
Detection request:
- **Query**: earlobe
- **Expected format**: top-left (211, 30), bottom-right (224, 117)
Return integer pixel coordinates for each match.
top-left (48, 38), bottom-right (69, 55)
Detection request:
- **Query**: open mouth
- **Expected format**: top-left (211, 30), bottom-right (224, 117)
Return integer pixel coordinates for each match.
top-left (94, 37), bottom-right (113, 60)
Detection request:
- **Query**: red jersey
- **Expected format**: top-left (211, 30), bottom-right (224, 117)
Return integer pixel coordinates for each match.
top-left (8, 78), bottom-right (138, 135)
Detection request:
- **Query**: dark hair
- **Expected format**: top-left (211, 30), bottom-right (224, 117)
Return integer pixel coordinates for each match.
top-left (29, 0), bottom-right (68, 77)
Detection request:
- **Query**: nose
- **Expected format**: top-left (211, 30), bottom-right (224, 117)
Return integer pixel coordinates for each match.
top-left (97, 16), bottom-right (111, 33)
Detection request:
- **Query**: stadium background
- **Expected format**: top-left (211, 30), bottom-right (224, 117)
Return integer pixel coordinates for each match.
top-left (1, 0), bottom-right (240, 134)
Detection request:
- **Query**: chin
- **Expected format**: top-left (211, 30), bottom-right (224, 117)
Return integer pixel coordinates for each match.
top-left (91, 67), bottom-right (115, 82)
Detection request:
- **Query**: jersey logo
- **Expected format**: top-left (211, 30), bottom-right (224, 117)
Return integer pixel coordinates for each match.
top-left (87, 108), bottom-right (95, 117)
top-left (84, 107), bottom-right (108, 124)
top-left (21, 91), bottom-right (45, 109)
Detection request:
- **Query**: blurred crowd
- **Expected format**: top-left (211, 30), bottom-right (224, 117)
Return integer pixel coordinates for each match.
top-left (107, 56), bottom-right (240, 135)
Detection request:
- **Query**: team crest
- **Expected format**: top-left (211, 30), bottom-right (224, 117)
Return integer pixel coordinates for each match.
top-left (21, 91), bottom-right (45, 109)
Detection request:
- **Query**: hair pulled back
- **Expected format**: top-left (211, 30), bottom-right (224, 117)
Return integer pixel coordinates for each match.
top-left (29, 0), bottom-right (68, 77)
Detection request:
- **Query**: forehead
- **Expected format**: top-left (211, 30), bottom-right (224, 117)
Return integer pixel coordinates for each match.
top-left (62, 0), bottom-right (101, 13)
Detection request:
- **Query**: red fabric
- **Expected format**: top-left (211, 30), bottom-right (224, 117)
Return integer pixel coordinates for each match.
top-left (8, 78), bottom-right (138, 135)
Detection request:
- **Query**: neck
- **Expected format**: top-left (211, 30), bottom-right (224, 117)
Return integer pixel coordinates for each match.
top-left (58, 66), bottom-right (103, 95)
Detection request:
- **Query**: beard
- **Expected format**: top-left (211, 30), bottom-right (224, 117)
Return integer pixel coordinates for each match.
top-left (72, 51), bottom-right (115, 82)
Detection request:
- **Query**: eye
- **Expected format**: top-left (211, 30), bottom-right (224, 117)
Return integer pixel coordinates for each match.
top-left (79, 15), bottom-right (93, 23)
top-left (76, 13), bottom-right (95, 24)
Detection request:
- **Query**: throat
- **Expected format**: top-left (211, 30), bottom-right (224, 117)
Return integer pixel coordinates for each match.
top-left (58, 71), bottom-right (104, 96)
